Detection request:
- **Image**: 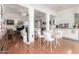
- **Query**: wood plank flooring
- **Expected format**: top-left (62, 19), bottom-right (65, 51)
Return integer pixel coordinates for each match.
top-left (0, 33), bottom-right (79, 54)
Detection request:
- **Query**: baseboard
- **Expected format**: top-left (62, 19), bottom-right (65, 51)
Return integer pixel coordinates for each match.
top-left (63, 37), bottom-right (79, 42)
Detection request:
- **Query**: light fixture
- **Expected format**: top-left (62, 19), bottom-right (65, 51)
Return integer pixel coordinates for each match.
top-left (19, 9), bottom-right (28, 16)
top-left (21, 12), bottom-right (26, 16)
top-left (21, 12), bottom-right (29, 16)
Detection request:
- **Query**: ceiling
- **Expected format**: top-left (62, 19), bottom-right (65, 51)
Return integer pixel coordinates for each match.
top-left (34, 10), bottom-right (46, 19)
top-left (4, 4), bottom-right (79, 13)
top-left (4, 4), bottom-right (79, 20)
top-left (4, 4), bottom-right (28, 14)
top-left (42, 4), bottom-right (79, 11)
top-left (4, 4), bottom-right (29, 21)
top-left (4, 4), bottom-right (46, 20)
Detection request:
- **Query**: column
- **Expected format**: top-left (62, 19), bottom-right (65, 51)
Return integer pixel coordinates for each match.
top-left (0, 5), bottom-right (1, 23)
top-left (46, 13), bottom-right (50, 31)
top-left (0, 5), bottom-right (1, 39)
top-left (0, 5), bottom-right (1, 28)
top-left (0, 4), bottom-right (5, 39)
top-left (28, 7), bottom-right (34, 44)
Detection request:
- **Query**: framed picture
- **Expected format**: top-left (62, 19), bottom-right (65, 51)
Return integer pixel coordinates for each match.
top-left (64, 23), bottom-right (69, 28)
top-left (6, 19), bottom-right (14, 25)
top-left (50, 20), bottom-right (51, 24)
top-left (43, 21), bottom-right (46, 25)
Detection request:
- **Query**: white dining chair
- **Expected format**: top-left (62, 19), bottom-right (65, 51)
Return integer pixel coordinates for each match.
top-left (54, 29), bottom-right (63, 48)
top-left (21, 28), bottom-right (27, 44)
top-left (44, 31), bottom-right (55, 51)
top-left (37, 29), bottom-right (44, 45)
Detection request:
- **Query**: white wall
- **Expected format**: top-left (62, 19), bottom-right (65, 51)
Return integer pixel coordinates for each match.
top-left (55, 8), bottom-right (75, 28)
top-left (34, 15), bottom-right (46, 29)
top-left (4, 11), bottom-right (28, 30)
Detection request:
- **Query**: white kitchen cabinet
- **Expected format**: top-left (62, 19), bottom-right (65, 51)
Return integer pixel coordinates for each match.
top-left (62, 29), bottom-right (79, 40)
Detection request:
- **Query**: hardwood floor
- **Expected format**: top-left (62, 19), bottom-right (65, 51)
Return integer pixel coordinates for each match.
top-left (0, 33), bottom-right (79, 54)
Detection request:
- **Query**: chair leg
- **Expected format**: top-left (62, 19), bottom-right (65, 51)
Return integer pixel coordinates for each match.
top-left (39, 38), bottom-right (43, 47)
top-left (60, 38), bottom-right (63, 45)
top-left (43, 40), bottom-right (46, 48)
top-left (41, 38), bottom-right (44, 45)
top-left (49, 41), bottom-right (53, 53)
top-left (54, 38), bottom-right (58, 48)
top-left (38, 37), bottom-right (40, 45)
top-left (38, 37), bottom-right (41, 46)
top-left (53, 40), bottom-right (55, 48)
top-left (58, 38), bottom-right (61, 47)
top-left (60, 38), bottom-right (63, 46)
top-left (45, 40), bottom-right (48, 48)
